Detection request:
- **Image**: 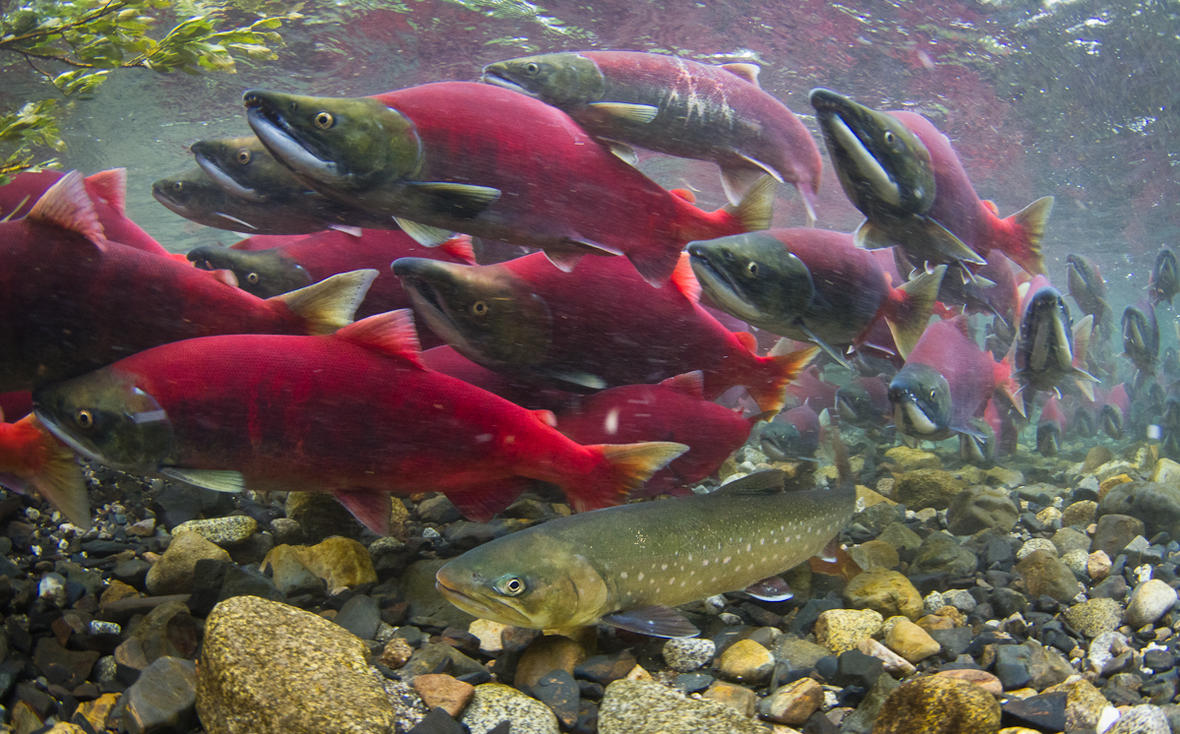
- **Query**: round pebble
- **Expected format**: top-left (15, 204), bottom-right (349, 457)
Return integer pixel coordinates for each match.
top-left (662, 637), bottom-right (715, 673)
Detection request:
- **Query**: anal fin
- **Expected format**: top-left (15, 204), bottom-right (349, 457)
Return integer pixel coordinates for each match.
top-left (744, 576), bottom-right (793, 602)
top-left (333, 488), bottom-right (393, 535)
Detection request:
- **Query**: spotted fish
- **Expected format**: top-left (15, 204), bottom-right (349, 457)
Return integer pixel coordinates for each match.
top-left (435, 453), bottom-right (855, 637)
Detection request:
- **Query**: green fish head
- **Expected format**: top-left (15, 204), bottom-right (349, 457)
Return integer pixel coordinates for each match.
top-left (243, 89), bottom-right (422, 194)
top-left (392, 257), bottom-right (552, 367)
top-left (151, 168), bottom-right (225, 218)
top-left (687, 232), bottom-right (814, 332)
top-left (191, 135), bottom-right (303, 204)
top-left (809, 88), bottom-right (935, 217)
top-left (187, 245), bottom-right (311, 298)
top-left (33, 371), bottom-right (175, 472)
top-left (436, 532), bottom-right (610, 630)
top-left (481, 53), bottom-right (605, 107)
top-left (887, 363), bottom-right (952, 440)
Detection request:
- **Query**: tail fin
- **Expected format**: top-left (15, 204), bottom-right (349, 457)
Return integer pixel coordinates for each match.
top-left (885, 265), bottom-right (945, 360)
top-left (747, 346), bottom-right (820, 415)
top-left (1005, 196), bottom-right (1053, 276)
top-left (12, 416), bottom-right (91, 529)
top-left (272, 269), bottom-right (377, 334)
top-left (724, 174), bottom-right (776, 233)
top-left (573, 441), bottom-right (688, 512)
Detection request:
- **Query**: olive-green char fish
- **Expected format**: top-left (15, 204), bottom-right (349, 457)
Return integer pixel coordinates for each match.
top-left (436, 464), bottom-right (855, 638)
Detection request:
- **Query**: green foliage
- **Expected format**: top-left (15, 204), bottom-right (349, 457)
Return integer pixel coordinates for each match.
top-left (0, 0), bottom-right (291, 182)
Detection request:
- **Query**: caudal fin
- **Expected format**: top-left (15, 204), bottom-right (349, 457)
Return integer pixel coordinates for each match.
top-left (15, 416), bottom-right (91, 529)
top-left (747, 345), bottom-right (820, 415)
top-left (1005, 196), bottom-right (1053, 276)
top-left (572, 441), bottom-right (689, 512)
top-left (273, 268), bottom-right (377, 334)
top-left (885, 265), bottom-right (945, 360)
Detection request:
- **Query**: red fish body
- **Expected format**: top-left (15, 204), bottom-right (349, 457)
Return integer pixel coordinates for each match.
top-left (553, 372), bottom-right (754, 497)
top-left (1, 169), bottom-right (169, 256)
top-left (394, 252), bottom-right (815, 414)
top-left (377, 83), bottom-right (771, 284)
top-left (890, 112), bottom-right (1051, 276)
top-left (0, 173), bottom-right (373, 391)
top-left (420, 345), bottom-right (575, 413)
top-left (33, 313), bottom-right (686, 526)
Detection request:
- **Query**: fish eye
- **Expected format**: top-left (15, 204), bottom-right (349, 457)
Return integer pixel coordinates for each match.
top-left (74, 409), bottom-right (95, 430)
top-left (314, 111), bottom-right (334, 130)
top-left (246, 272), bottom-right (260, 285)
top-left (524, 62), bottom-right (540, 75)
top-left (494, 575), bottom-right (526, 596)
top-left (928, 389), bottom-right (937, 401)
top-left (172, 181), bottom-right (184, 193)
top-left (883, 130), bottom-right (897, 146)
top-left (471, 300), bottom-right (489, 317)
top-left (746, 261), bottom-right (759, 276)
top-left (235, 148), bottom-right (252, 165)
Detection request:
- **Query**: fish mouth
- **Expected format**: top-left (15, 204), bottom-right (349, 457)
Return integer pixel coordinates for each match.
top-left (435, 576), bottom-right (534, 628)
top-left (809, 88), bottom-right (902, 208)
top-left (479, 68), bottom-right (536, 97)
top-left (243, 91), bottom-right (342, 186)
top-left (891, 397), bottom-right (942, 438)
top-left (1021, 290), bottom-right (1073, 374)
top-left (686, 243), bottom-right (762, 323)
top-left (392, 258), bottom-right (484, 358)
top-left (1036, 423), bottom-right (1060, 456)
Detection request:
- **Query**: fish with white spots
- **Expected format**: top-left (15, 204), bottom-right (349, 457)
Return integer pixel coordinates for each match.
top-left (435, 440), bottom-right (856, 637)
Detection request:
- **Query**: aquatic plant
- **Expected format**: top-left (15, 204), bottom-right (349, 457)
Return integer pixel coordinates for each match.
top-left (0, 0), bottom-right (291, 181)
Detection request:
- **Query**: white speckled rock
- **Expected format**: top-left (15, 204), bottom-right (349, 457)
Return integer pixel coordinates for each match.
top-left (1016, 537), bottom-right (1057, 560)
top-left (1125, 579), bottom-right (1178, 628)
top-left (461, 683), bottom-right (558, 734)
top-left (598, 679), bottom-right (766, 734)
top-left (1061, 548), bottom-right (1090, 578)
top-left (173, 515), bottom-right (258, 546)
top-left (815, 609), bottom-right (884, 654)
top-left (1105, 704), bottom-right (1171, 734)
top-left (195, 596), bottom-right (412, 734)
top-left (662, 637), bottom-right (715, 673)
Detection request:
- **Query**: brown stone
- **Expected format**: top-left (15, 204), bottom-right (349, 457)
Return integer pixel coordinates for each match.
top-left (936, 669), bottom-right (1004, 696)
top-left (759, 677), bottom-right (823, 725)
top-left (717, 639), bottom-right (775, 684)
top-left (702, 681), bottom-right (757, 716)
top-left (380, 637), bottom-right (414, 669)
top-left (843, 569), bottom-right (923, 619)
top-left (411, 674), bottom-right (475, 718)
top-left (884, 618), bottom-right (941, 663)
top-left (144, 532), bottom-right (230, 595)
top-left (99, 580), bottom-right (141, 608)
top-left (74, 693), bottom-right (120, 731)
top-left (514, 634), bottom-right (589, 691)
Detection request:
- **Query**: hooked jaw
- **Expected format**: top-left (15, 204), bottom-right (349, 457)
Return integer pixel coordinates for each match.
top-left (243, 90), bottom-right (343, 187)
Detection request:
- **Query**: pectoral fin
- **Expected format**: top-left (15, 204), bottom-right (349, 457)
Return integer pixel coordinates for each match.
top-left (161, 468), bottom-right (247, 493)
top-left (601, 605), bottom-right (699, 638)
top-left (403, 182), bottom-right (501, 218)
top-left (588, 102), bottom-right (659, 123)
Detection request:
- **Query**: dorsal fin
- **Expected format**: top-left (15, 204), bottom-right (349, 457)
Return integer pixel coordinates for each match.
top-left (27, 170), bottom-right (106, 247)
top-left (335, 309), bottom-right (422, 365)
top-left (670, 252), bottom-right (701, 303)
top-left (439, 234), bottom-right (477, 265)
top-left (658, 370), bottom-right (705, 398)
top-left (734, 331), bottom-right (758, 353)
top-left (531, 409), bottom-right (558, 428)
top-left (948, 314), bottom-right (972, 339)
top-left (719, 62), bottom-right (761, 86)
top-left (982, 199), bottom-right (999, 216)
top-left (669, 187), bottom-right (696, 204)
top-left (85, 168), bottom-right (127, 215)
